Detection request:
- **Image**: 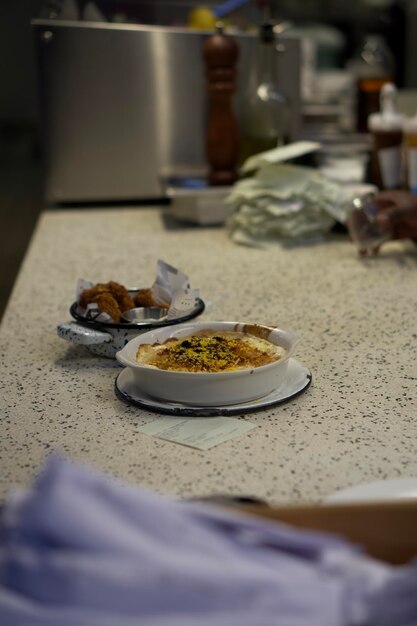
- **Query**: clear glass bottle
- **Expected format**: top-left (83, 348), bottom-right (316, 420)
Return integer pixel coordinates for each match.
top-left (239, 22), bottom-right (287, 164)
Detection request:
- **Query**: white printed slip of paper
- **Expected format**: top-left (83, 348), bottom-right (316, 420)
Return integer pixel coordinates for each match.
top-left (137, 417), bottom-right (257, 450)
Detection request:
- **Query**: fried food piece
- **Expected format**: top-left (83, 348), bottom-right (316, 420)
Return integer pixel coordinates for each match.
top-left (91, 293), bottom-right (121, 323)
top-left (134, 288), bottom-right (155, 308)
top-left (79, 284), bottom-right (109, 308)
top-left (79, 280), bottom-right (171, 321)
top-left (79, 280), bottom-right (134, 316)
top-left (106, 281), bottom-right (135, 312)
top-left (134, 288), bottom-right (169, 309)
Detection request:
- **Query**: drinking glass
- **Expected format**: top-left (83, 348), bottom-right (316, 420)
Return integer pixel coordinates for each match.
top-left (346, 193), bottom-right (392, 255)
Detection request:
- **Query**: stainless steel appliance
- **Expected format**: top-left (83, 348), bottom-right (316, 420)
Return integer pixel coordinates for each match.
top-left (33, 19), bottom-right (301, 203)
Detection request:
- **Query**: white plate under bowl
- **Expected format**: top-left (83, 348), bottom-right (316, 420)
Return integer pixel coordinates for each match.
top-left (116, 321), bottom-right (300, 406)
top-left (325, 477), bottom-right (417, 504)
top-left (115, 358), bottom-right (311, 416)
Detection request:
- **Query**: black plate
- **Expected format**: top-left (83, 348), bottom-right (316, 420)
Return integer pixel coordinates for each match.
top-left (70, 297), bottom-right (205, 330)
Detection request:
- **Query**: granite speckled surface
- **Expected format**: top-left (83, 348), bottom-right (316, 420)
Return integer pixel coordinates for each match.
top-left (1, 207), bottom-right (416, 505)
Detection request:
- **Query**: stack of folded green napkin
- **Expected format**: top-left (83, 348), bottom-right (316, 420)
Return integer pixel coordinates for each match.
top-left (227, 163), bottom-right (351, 246)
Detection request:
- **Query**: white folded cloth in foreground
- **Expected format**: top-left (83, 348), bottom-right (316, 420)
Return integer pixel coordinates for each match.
top-left (0, 455), bottom-right (416, 625)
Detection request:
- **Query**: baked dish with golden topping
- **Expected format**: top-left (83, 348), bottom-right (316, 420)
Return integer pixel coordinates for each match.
top-left (136, 331), bottom-right (286, 373)
top-left (116, 321), bottom-right (300, 406)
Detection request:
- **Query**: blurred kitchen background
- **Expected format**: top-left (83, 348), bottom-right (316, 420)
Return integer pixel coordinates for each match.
top-left (1, 0), bottom-right (417, 318)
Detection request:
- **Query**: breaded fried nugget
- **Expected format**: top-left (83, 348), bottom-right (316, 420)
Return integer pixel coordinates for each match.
top-left (134, 288), bottom-right (169, 309)
top-left (106, 281), bottom-right (135, 312)
top-left (79, 281), bottom-right (134, 313)
top-left (79, 284), bottom-right (108, 308)
top-left (91, 293), bottom-right (121, 323)
top-left (134, 288), bottom-right (155, 308)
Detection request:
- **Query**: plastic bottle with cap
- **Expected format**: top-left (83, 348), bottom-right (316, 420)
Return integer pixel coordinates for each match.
top-left (368, 82), bottom-right (404, 190)
top-left (403, 110), bottom-right (417, 194)
top-left (349, 34), bottom-right (394, 134)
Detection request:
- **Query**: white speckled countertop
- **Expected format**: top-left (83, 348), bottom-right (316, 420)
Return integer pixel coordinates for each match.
top-left (1, 207), bottom-right (416, 504)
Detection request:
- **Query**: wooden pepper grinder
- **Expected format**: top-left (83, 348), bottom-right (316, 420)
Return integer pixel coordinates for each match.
top-left (202, 23), bottom-right (239, 186)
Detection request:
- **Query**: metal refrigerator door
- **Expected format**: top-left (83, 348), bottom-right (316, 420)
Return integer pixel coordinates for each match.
top-left (34, 21), bottom-right (300, 203)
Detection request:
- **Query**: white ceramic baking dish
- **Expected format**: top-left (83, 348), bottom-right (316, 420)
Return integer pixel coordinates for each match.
top-left (116, 321), bottom-right (300, 406)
